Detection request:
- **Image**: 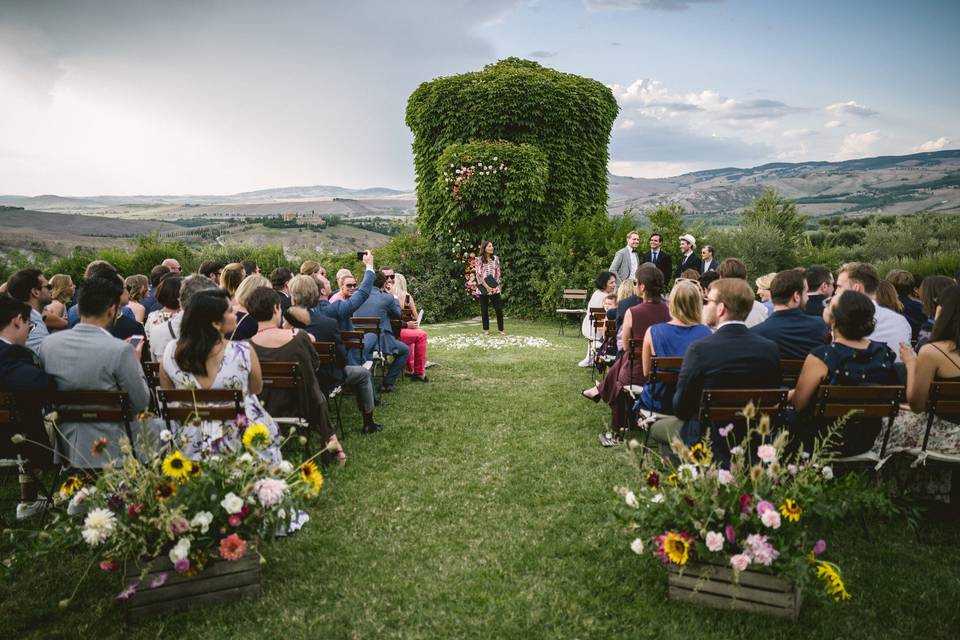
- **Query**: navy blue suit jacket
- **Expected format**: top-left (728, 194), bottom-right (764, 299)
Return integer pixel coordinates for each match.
top-left (0, 341), bottom-right (56, 391)
top-left (311, 268), bottom-right (374, 331)
top-left (751, 308), bottom-right (828, 359)
top-left (672, 323), bottom-right (782, 445)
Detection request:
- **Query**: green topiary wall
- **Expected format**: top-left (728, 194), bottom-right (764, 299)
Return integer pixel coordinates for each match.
top-left (406, 57), bottom-right (619, 315)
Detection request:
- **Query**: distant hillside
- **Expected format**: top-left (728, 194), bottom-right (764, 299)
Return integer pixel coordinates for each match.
top-left (607, 149), bottom-right (960, 218)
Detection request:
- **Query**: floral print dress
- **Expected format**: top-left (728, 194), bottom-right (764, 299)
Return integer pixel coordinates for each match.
top-left (162, 340), bottom-right (281, 464)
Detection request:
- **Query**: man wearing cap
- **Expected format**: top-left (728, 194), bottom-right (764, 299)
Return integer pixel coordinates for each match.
top-left (674, 234), bottom-right (702, 278)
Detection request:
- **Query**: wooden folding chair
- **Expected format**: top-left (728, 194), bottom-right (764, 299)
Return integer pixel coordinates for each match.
top-left (156, 389), bottom-right (244, 430)
top-left (51, 391), bottom-right (137, 467)
top-left (352, 316), bottom-right (385, 386)
top-left (0, 392), bottom-right (60, 525)
top-left (636, 357), bottom-right (684, 454)
top-left (143, 361), bottom-right (161, 411)
top-left (313, 341), bottom-right (348, 437)
top-left (780, 359), bottom-right (805, 388)
top-left (258, 361), bottom-right (312, 448)
top-left (700, 388), bottom-right (789, 433)
top-left (813, 385), bottom-right (904, 463)
top-left (912, 381), bottom-right (960, 463)
top-left (556, 288), bottom-right (588, 336)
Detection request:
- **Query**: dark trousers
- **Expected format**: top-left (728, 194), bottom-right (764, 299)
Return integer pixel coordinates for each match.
top-left (479, 293), bottom-right (504, 331)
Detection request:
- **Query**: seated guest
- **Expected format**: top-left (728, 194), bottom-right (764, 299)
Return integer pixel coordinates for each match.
top-left (232, 274), bottom-right (273, 340)
top-left (579, 271), bottom-right (617, 368)
top-left (649, 278), bottom-right (782, 453)
top-left (246, 286), bottom-right (346, 464)
top-left (353, 271), bottom-right (409, 392)
top-left (312, 253), bottom-right (375, 332)
top-left (804, 265), bottom-right (835, 318)
top-left (285, 275), bottom-right (383, 433)
top-left (614, 277), bottom-right (640, 335)
top-left (300, 260), bottom-right (326, 281)
top-left (886, 269), bottom-right (925, 341)
top-left (875, 280), bottom-right (904, 313)
top-left (149, 275), bottom-right (216, 361)
top-left (635, 279), bottom-right (711, 415)
top-left (161, 258), bottom-right (182, 275)
top-left (144, 276), bottom-right (182, 348)
top-left (0, 295), bottom-right (56, 391)
top-left (90, 266), bottom-right (145, 342)
top-left (755, 272), bottom-right (776, 316)
top-left (791, 290), bottom-right (899, 456)
top-left (582, 265), bottom-right (671, 447)
top-left (716, 258), bottom-right (768, 327)
top-left (198, 260), bottom-right (223, 284)
top-left (916, 275), bottom-right (956, 351)
top-left (881, 285), bottom-right (960, 456)
top-left (141, 264), bottom-right (171, 314)
top-left (124, 274), bottom-right (149, 323)
top-left (698, 270), bottom-right (719, 293)
top-left (158, 289), bottom-right (280, 463)
top-left (329, 269), bottom-right (354, 303)
top-left (66, 261), bottom-right (137, 328)
top-left (830, 262), bottom-right (911, 363)
top-left (39, 276), bottom-right (151, 468)
top-left (751, 269), bottom-right (828, 359)
top-left (5, 269), bottom-right (51, 355)
top-left (391, 273), bottom-right (429, 382)
top-left (270, 267), bottom-right (294, 314)
top-left (219, 262), bottom-right (245, 305)
top-left (43, 274), bottom-right (74, 332)
top-left (242, 260), bottom-right (260, 277)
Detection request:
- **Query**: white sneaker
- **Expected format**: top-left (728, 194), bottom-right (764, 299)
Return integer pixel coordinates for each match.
top-left (16, 499), bottom-right (48, 520)
top-left (577, 357), bottom-right (593, 368)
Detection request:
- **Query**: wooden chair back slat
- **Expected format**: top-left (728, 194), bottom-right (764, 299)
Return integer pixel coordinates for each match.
top-left (156, 389), bottom-right (243, 425)
top-left (927, 382), bottom-right (960, 417)
top-left (780, 359), bottom-right (805, 385)
top-left (390, 318), bottom-right (403, 336)
top-left (313, 341), bottom-right (339, 365)
top-left (401, 308), bottom-right (415, 322)
top-left (700, 389), bottom-right (788, 423)
top-left (143, 362), bottom-right (161, 388)
top-left (259, 361), bottom-right (301, 390)
top-left (649, 357), bottom-right (683, 385)
top-left (340, 330), bottom-right (365, 352)
top-left (563, 289), bottom-right (588, 301)
top-left (604, 321), bottom-right (618, 339)
top-left (814, 385), bottom-right (903, 458)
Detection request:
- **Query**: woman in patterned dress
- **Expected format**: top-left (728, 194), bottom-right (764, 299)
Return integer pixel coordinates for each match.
top-left (474, 240), bottom-right (504, 336)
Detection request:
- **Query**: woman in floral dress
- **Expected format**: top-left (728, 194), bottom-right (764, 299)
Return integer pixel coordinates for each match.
top-left (159, 289), bottom-right (281, 464)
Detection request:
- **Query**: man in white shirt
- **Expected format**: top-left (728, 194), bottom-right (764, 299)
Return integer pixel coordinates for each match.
top-left (608, 231), bottom-right (640, 284)
top-left (149, 275), bottom-right (217, 361)
top-left (4, 269), bottom-right (52, 356)
top-left (830, 262), bottom-right (911, 363)
top-left (715, 258), bottom-right (768, 328)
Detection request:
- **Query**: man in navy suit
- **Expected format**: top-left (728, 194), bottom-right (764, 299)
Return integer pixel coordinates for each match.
top-left (804, 265), bottom-right (834, 318)
top-left (674, 234), bottom-right (703, 277)
top-left (699, 245), bottom-right (719, 273)
top-left (353, 272), bottom-right (409, 392)
top-left (640, 233), bottom-right (672, 286)
top-left (752, 269), bottom-right (828, 359)
top-left (649, 278), bottom-right (781, 455)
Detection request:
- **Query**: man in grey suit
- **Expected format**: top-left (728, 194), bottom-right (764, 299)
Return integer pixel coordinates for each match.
top-left (39, 275), bottom-right (151, 468)
top-left (353, 271), bottom-right (409, 392)
top-left (608, 230), bottom-right (641, 284)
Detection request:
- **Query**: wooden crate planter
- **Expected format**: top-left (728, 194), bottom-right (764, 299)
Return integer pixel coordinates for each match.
top-left (666, 561), bottom-right (801, 619)
top-left (122, 554), bottom-right (261, 622)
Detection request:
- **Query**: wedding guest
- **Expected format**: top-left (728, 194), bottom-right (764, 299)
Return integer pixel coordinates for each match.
top-left (158, 289), bottom-right (280, 463)
top-left (475, 240), bottom-right (504, 336)
top-left (829, 262), bottom-right (910, 363)
top-left (270, 267), bottom-right (294, 314)
top-left (717, 258), bottom-right (767, 327)
top-left (0, 295), bottom-right (55, 391)
top-left (300, 260), bottom-right (326, 283)
top-left (700, 245), bottom-right (719, 273)
top-left (232, 274), bottom-right (272, 341)
top-left (144, 276), bottom-right (182, 351)
top-left (198, 260), bottom-right (223, 284)
top-left (755, 272), bottom-right (777, 316)
top-left (43, 274), bottom-right (75, 332)
top-left (247, 286), bottom-right (346, 464)
top-left (392, 273), bottom-right (429, 382)
top-left (609, 230), bottom-right (641, 284)
top-left (804, 265), bottom-right (835, 318)
top-left (915, 275), bottom-right (956, 351)
top-left (751, 269), bottom-right (828, 359)
top-left (124, 274), bottom-right (149, 324)
top-left (353, 271), bottom-right (409, 392)
top-left (141, 264), bottom-right (171, 314)
top-left (5, 269), bottom-right (51, 355)
top-left (875, 280), bottom-right (904, 314)
top-left (149, 275), bottom-right (216, 362)
top-left (886, 269), bottom-right (925, 341)
top-left (329, 269), bottom-right (353, 302)
top-left (613, 277), bottom-right (640, 337)
top-left (242, 260), bottom-right (260, 277)
top-left (161, 258), bottom-right (182, 274)
top-left (579, 270), bottom-right (616, 367)
top-left (219, 262), bottom-right (245, 303)
top-left (640, 233), bottom-right (672, 285)
top-left (673, 234), bottom-right (702, 278)
top-left (67, 260), bottom-right (134, 328)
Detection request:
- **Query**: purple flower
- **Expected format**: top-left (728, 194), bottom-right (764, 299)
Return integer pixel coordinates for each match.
top-left (724, 525), bottom-right (736, 544)
top-left (719, 423), bottom-right (734, 437)
top-left (150, 573), bottom-right (169, 588)
top-left (174, 558), bottom-right (190, 574)
top-left (756, 500), bottom-right (775, 515)
top-left (114, 582), bottom-right (138, 601)
top-left (107, 493), bottom-right (126, 511)
top-left (813, 539), bottom-right (827, 556)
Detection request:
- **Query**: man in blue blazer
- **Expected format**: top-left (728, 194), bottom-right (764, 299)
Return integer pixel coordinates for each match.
top-left (352, 271), bottom-right (409, 392)
top-left (751, 269), bottom-right (828, 359)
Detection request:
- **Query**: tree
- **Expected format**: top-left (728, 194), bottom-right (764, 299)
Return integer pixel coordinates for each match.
top-left (741, 188), bottom-right (807, 250)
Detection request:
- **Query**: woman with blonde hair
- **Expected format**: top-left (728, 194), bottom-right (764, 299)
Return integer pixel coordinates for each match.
top-left (124, 274), bottom-right (149, 323)
top-left (43, 274), bottom-right (75, 331)
top-left (231, 274), bottom-right (272, 340)
top-left (755, 272), bottom-right (777, 315)
top-left (299, 260), bottom-right (326, 279)
top-left (219, 262), bottom-right (245, 302)
top-left (391, 273), bottom-right (429, 382)
top-left (329, 269), bottom-right (353, 303)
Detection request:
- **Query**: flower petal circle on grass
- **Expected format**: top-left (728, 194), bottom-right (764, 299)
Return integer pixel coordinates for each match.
top-left (430, 334), bottom-right (555, 351)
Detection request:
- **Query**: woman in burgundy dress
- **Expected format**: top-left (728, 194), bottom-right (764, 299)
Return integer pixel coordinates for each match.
top-left (582, 264), bottom-right (671, 447)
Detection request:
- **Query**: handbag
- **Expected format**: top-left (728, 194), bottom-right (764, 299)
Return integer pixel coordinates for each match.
top-left (482, 274), bottom-right (498, 290)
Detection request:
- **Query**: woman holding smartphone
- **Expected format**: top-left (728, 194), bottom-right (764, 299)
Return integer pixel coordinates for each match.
top-left (475, 240), bottom-right (504, 335)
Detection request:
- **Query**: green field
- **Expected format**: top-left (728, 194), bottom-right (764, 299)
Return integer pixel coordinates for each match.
top-left (3, 319), bottom-right (959, 638)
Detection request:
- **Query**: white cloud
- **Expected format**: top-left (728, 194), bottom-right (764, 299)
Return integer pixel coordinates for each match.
top-left (782, 128), bottom-right (815, 138)
top-left (825, 100), bottom-right (878, 118)
top-left (617, 118), bottom-right (636, 130)
top-left (608, 159), bottom-right (711, 178)
top-left (610, 78), bottom-right (801, 122)
top-left (586, 0), bottom-right (721, 11)
top-left (911, 137), bottom-right (950, 153)
top-left (834, 130), bottom-right (881, 160)
top-left (824, 120), bottom-right (843, 128)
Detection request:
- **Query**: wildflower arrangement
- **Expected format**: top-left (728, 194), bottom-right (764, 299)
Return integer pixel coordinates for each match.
top-left (31, 413), bottom-right (326, 605)
top-left (444, 158), bottom-right (508, 204)
top-left (618, 406), bottom-right (891, 603)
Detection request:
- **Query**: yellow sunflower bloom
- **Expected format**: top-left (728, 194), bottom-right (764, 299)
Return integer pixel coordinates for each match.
top-left (161, 451), bottom-right (193, 481)
top-left (779, 499), bottom-right (802, 523)
top-left (815, 561), bottom-right (851, 602)
top-left (656, 531), bottom-right (693, 566)
top-left (242, 423), bottom-right (271, 451)
top-left (300, 460), bottom-right (324, 495)
top-left (155, 481), bottom-right (177, 501)
top-left (687, 442), bottom-right (712, 465)
top-left (58, 475), bottom-right (83, 499)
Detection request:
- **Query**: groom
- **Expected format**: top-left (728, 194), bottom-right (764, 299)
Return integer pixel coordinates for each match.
top-left (609, 230), bottom-right (641, 284)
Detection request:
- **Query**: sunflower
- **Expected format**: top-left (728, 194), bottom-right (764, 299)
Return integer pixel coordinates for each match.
top-left (90, 437), bottom-right (110, 457)
top-left (161, 451), bottom-right (193, 481)
top-left (655, 531), bottom-right (694, 566)
top-left (687, 442), bottom-right (712, 465)
top-left (155, 481), bottom-right (177, 501)
top-left (59, 476), bottom-right (83, 499)
top-left (667, 473), bottom-right (678, 486)
top-left (299, 460), bottom-right (323, 494)
top-left (189, 461), bottom-right (202, 478)
top-left (242, 423), bottom-right (271, 451)
top-left (815, 561), bottom-right (850, 602)
top-left (779, 499), bottom-right (802, 523)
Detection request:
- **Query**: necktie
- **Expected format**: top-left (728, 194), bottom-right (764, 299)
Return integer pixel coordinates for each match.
top-left (653, 251), bottom-right (658, 262)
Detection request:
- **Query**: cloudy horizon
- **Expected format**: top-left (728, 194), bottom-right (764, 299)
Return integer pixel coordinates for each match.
top-left (1, 0), bottom-right (957, 196)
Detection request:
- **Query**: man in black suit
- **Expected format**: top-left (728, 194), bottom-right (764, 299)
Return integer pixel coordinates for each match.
top-left (804, 265), bottom-right (834, 317)
top-left (699, 245), bottom-right (719, 273)
top-left (640, 233), bottom-right (672, 286)
top-left (649, 278), bottom-right (781, 454)
top-left (751, 269), bottom-right (828, 358)
top-left (674, 234), bottom-right (703, 277)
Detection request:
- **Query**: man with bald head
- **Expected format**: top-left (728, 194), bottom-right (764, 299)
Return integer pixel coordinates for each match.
top-left (161, 258), bottom-right (182, 274)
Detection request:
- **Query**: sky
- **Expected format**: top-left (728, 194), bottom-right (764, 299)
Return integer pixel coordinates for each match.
top-left (1, 0), bottom-right (958, 196)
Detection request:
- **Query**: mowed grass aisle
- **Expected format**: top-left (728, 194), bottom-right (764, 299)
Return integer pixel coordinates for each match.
top-left (4, 320), bottom-right (960, 638)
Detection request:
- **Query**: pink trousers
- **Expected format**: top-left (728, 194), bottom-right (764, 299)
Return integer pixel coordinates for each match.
top-left (399, 327), bottom-right (428, 375)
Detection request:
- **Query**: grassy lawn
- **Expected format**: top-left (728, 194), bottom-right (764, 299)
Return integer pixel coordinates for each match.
top-left (3, 319), bottom-right (959, 638)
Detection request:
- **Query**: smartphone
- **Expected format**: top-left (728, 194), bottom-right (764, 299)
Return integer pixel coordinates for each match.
top-left (356, 251), bottom-right (367, 261)
top-left (128, 335), bottom-right (144, 348)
